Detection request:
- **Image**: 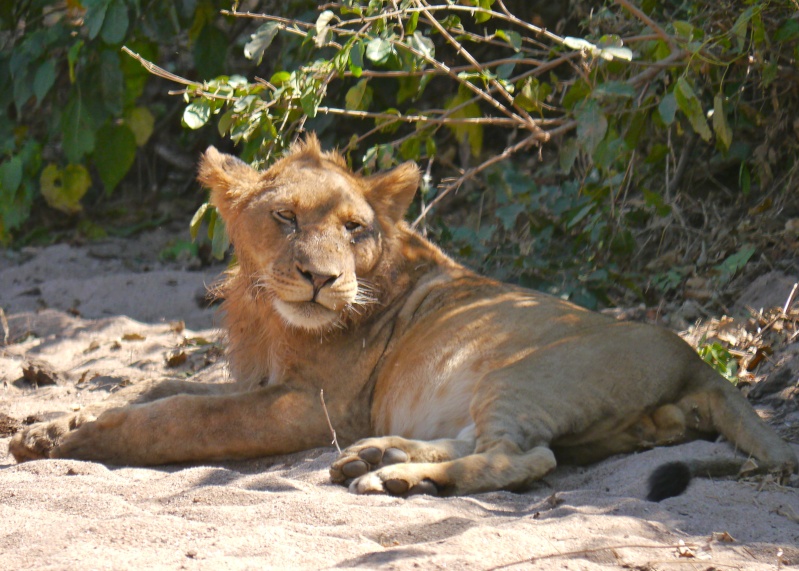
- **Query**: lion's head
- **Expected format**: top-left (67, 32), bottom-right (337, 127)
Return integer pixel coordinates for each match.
top-left (198, 135), bottom-right (420, 331)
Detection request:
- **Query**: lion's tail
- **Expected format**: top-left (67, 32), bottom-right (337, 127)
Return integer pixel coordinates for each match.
top-left (646, 457), bottom-right (758, 502)
top-left (647, 359), bottom-right (799, 502)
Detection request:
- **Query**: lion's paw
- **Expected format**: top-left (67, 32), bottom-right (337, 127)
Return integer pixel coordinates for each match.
top-left (330, 438), bottom-right (411, 485)
top-left (8, 412), bottom-right (96, 463)
top-left (348, 464), bottom-right (441, 497)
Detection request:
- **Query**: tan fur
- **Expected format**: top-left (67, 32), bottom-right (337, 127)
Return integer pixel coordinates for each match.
top-left (10, 135), bottom-right (797, 497)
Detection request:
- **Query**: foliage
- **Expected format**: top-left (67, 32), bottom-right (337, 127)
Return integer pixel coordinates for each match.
top-left (5, 1), bottom-right (798, 312)
top-left (697, 335), bottom-right (739, 384)
top-left (134, 0), bottom-right (799, 308)
top-left (0, 0), bottom-right (237, 244)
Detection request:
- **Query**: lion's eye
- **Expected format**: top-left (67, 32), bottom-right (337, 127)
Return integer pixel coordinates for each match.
top-left (344, 221), bottom-right (362, 232)
top-left (273, 210), bottom-right (296, 224)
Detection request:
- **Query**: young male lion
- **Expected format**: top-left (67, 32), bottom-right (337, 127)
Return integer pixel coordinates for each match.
top-left (10, 135), bottom-right (797, 499)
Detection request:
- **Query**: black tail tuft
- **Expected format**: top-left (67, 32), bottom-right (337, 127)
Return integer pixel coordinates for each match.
top-left (646, 461), bottom-right (692, 502)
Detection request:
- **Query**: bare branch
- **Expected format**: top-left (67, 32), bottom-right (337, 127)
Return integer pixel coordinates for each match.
top-left (613, 0), bottom-right (677, 50)
top-left (121, 46), bottom-right (201, 88)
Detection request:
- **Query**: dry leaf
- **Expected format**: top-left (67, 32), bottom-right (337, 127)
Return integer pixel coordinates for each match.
top-left (22, 360), bottom-right (59, 386)
top-left (677, 539), bottom-right (695, 558)
top-left (712, 531), bottom-right (736, 543)
top-left (166, 350), bottom-right (188, 368)
top-left (122, 333), bottom-right (146, 341)
top-left (83, 340), bottom-right (101, 354)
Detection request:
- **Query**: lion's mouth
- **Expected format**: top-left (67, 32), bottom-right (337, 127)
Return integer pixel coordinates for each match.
top-left (272, 298), bottom-right (341, 331)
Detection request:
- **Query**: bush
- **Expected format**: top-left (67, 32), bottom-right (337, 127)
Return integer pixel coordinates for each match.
top-left (0, 0), bottom-right (238, 243)
top-left (164, 0), bottom-right (798, 307)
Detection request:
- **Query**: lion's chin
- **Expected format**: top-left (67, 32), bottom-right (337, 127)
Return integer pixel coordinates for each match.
top-left (272, 298), bottom-right (340, 331)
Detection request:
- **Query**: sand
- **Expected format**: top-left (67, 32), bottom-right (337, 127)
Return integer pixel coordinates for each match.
top-left (1, 231), bottom-right (797, 570)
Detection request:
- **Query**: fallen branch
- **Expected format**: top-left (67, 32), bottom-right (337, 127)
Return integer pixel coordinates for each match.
top-left (319, 389), bottom-right (341, 453)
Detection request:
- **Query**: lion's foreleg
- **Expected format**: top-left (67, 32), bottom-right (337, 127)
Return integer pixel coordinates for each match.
top-left (330, 435), bottom-right (475, 485)
top-left (34, 385), bottom-right (329, 465)
top-left (346, 441), bottom-right (556, 496)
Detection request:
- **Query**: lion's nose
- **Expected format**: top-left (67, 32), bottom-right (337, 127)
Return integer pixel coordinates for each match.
top-left (296, 265), bottom-right (339, 293)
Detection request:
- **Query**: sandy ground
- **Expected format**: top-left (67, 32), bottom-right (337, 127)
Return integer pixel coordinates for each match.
top-left (1, 229), bottom-right (798, 570)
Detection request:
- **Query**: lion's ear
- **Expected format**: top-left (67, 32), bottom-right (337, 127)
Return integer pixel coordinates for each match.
top-left (366, 161), bottom-right (420, 224)
top-left (197, 146), bottom-right (259, 220)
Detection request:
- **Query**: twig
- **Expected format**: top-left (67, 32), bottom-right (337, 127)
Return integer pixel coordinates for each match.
top-left (0, 306), bottom-right (8, 345)
top-left (412, 131), bottom-right (543, 227)
top-left (120, 46), bottom-right (201, 88)
top-left (489, 542), bottom-right (699, 570)
top-left (613, 0), bottom-right (677, 50)
top-left (783, 283), bottom-right (798, 315)
top-left (311, 106), bottom-right (525, 126)
top-left (319, 389), bottom-right (341, 453)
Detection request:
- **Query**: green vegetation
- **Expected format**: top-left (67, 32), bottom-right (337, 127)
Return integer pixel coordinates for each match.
top-left (0, 0), bottom-right (236, 243)
top-left (2, 1), bottom-right (798, 311)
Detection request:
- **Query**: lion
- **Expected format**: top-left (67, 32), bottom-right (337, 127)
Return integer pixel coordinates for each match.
top-left (10, 134), bottom-right (797, 500)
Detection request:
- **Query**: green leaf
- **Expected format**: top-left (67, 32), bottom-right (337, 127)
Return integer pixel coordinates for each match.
top-left (444, 90), bottom-right (483, 157)
top-left (315, 10), bottom-right (335, 47)
top-left (300, 87), bottom-right (320, 118)
top-left (61, 96), bottom-right (96, 163)
top-left (244, 22), bottom-right (279, 65)
top-left (775, 18), bottom-right (799, 42)
top-left (126, 106), bottom-right (155, 146)
top-left (409, 31), bottom-right (435, 60)
top-left (399, 136), bottom-right (420, 161)
top-left (715, 244), bottom-right (755, 284)
top-left (405, 11), bottom-right (419, 35)
top-left (12, 68), bottom-right (32, 115)
top-left (270, 71), bottom-right (291, 85)
top-left (712, 93), bottom-right (732, 150)
top-left (33, 60), bottom-right (56, 104)
top-left (0, 156), bottom-right (22, 194)
top-left (674, 77), bottom-right (711, 141)
top-left (67, 40), bottom-right (83, 84)
top-left (101, 0), bottom-right (129, 44)
top-left (99, 49), bottom-right (124, 115)
top-left (217, 109), bottom-right (235, 137)
top-left (593, 81), bottom-right (635, 99)
top-left (474, 0), bottom-right (495, 23)
top-left (345, 78), bottom-right (373, 111)
top-left (731, 7), bottom-right (753, 52)
top-left (658, 92), bottom-right (677, 125)
top-left (672, 20), bottom-right (696, 41)
top-left (93, 122), bottom-right (136, 194)
top-left (495, 203), bottom-right (525, 230)
top-left (575, 100), bottom-right (607, 154)
top-left (365, 37), bottom-right (392, 65)
top-left (183, 99), bottom-right (212, 129)
top-left (84, 0), bottom-right (110, 41)
top-left (568, 203), bottom-right (594, 229)
top-left (514, 78), bottom-right (551, 112)
top-left (349, 39), bottom-right (365, 77)
top-left (194, 24), bottom-right (228, 80)
top-left (739, 162), bottom-right (751, 195)
top-left (559, 138), bottom-right (578, 173)
top-left (496, 30), bottom-right (521, 51)
top-left (190, 202), bottom-right (210, 241)
top-left (40, 163), bottom-right (92, 214)
top-left (211, 214), bottom-right (229, 259)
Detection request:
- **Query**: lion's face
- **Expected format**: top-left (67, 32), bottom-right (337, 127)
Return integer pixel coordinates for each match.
top-left (237, 166), bottom-right (383, 330)
top-left (198, 136), bottom-right (420, 332)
